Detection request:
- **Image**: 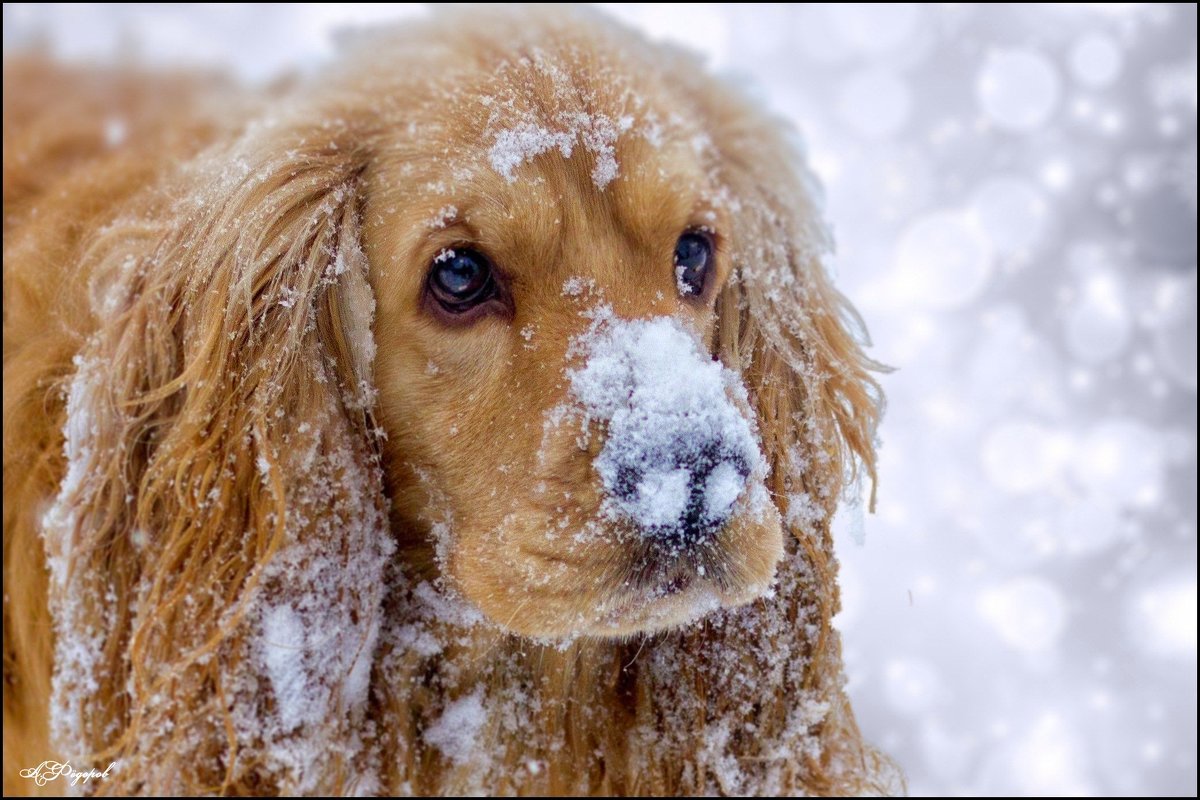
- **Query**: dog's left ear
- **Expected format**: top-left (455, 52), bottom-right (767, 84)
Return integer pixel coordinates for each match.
top-left (43, 121), bottom-right (393, 793)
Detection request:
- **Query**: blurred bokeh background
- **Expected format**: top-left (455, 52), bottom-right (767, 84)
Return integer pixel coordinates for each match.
top-left (4, 4), bottom-right (1196, 796)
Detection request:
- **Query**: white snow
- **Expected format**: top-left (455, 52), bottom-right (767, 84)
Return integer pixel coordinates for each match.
top-left (412, 579), bottom-right (485, 630)
top-left (14, 4), bottom-right (1197, 796)
top-left (261, 603), bottom-right (310, 731)
top-left (424, 688), bottom-right (487, 764)
top-left (566, 310), bottom-right (764, 540)
top-left (40, 355), bottom-right (109, 762)
top-left (486, 105), bottom-right (634, 189)
top-left (674, 263), bottom-right (695, 296)
top-left (785, 491), bottom-right (826, 531)
top-left (428, 204), bottom-right (458, 229)
top-left (238, 408), bottom-right (395, 791)
top-left (702, 460), bottom-right (745, 521)
top-left (488, 123), bottom-right (574, 183)
top-left (561, 275), bottom-right (595, 297)
top-left (565, 110), bottom-right (634, 189)
top-left (631, 467), bottom-right (692, 528)
top-left (277, 286), bottom-right (300, 309)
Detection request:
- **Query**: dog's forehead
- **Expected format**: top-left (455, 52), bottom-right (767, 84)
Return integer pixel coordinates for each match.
top-left (377, 48), bottom-right (728, 257)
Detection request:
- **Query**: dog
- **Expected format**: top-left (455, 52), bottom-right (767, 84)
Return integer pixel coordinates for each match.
top-left (3, 6), bottom-right (896, 796)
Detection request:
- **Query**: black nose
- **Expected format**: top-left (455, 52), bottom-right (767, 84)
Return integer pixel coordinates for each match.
top-left (610, 440), bottom-right (750, 549)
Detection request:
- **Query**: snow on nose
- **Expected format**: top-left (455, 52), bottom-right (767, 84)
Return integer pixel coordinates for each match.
top-left (567, 309), bottom-right (762, 547)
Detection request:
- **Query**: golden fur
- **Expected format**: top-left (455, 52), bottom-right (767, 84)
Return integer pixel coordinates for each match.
top-left (4, 6), bottom-right (895, 796)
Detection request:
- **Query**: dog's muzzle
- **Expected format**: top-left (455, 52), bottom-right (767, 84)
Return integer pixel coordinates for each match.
top-left (568, 311), bottom-right (761, 550)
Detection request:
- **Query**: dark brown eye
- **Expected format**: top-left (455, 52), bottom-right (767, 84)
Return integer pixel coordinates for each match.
top-left (428, 248), bottom-right (497, 312)
top-left (674, 230), bottom-right (713, 298)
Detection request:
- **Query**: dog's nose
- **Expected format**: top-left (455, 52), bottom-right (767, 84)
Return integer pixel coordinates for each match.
top-left (609, 440), bottom-right (751, 548)
top-left (567, 313), bottom-right (764, 550)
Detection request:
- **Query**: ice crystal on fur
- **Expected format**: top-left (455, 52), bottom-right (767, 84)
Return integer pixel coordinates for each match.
top-left (567, 311), bottom-right (766, 541)
top-left (786, 490), bottom-right (827, 531)
top-left (630, 547), bottom-right (845, 795)
top-left (428, 204), bottom-right (458, 229)
top-left (424, 687), bottom-right (488, 765)
top-left (260, 603), bottom-right (310, 731)
top-left (489, 123), bottom-right (575, 183)
top-left (561, 275), bottom-right (596, 297)
top-left (41, 355), bottom-right (111, 762)
top-left (488, 113), bottom-right (633, 189)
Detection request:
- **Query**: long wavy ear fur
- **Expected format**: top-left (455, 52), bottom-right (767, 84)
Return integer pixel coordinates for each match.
top-left (41, 120), bottom-right (394, 795)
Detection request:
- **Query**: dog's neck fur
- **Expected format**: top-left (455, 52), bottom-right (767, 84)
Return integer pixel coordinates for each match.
top-left (356, 523), bottom-right (859, 796)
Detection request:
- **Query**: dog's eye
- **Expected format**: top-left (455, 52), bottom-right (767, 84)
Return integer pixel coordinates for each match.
top-left (428, 248), bottom-right (497, 312)
top-left (674, 231), bottom-right (713, 298)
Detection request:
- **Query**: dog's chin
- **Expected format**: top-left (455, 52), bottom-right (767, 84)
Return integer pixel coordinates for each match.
top-left (455, 560), bottom-right (780, 641)
top-left (584, 572), bottom-right (776, 639)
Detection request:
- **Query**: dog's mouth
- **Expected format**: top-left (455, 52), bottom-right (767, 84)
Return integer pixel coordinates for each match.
top-left (590, 566), bottom-right (728, 636)
top-left (658, 573), bottom-right (691, 596)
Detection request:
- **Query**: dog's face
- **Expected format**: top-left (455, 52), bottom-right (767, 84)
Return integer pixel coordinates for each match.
top-left (362, 53), bottom-right (784, 638)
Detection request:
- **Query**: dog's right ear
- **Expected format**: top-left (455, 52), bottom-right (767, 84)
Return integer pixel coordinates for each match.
top-left (43, 117), bottom-right (394, 794)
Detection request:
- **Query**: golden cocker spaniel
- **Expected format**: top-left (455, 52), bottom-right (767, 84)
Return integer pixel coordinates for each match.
top-left (3, 6), bottom-right (896, 796)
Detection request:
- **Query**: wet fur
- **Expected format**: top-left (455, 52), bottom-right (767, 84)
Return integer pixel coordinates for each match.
top-left (3, 7), bottom-right (895, 796)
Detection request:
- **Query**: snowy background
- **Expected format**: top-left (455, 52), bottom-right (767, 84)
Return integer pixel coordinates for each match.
top-left (4, 3), bottom-right (1195, 796)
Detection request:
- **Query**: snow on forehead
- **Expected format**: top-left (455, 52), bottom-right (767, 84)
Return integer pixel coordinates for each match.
top-left (479, 48), bottom-right (642, 190)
